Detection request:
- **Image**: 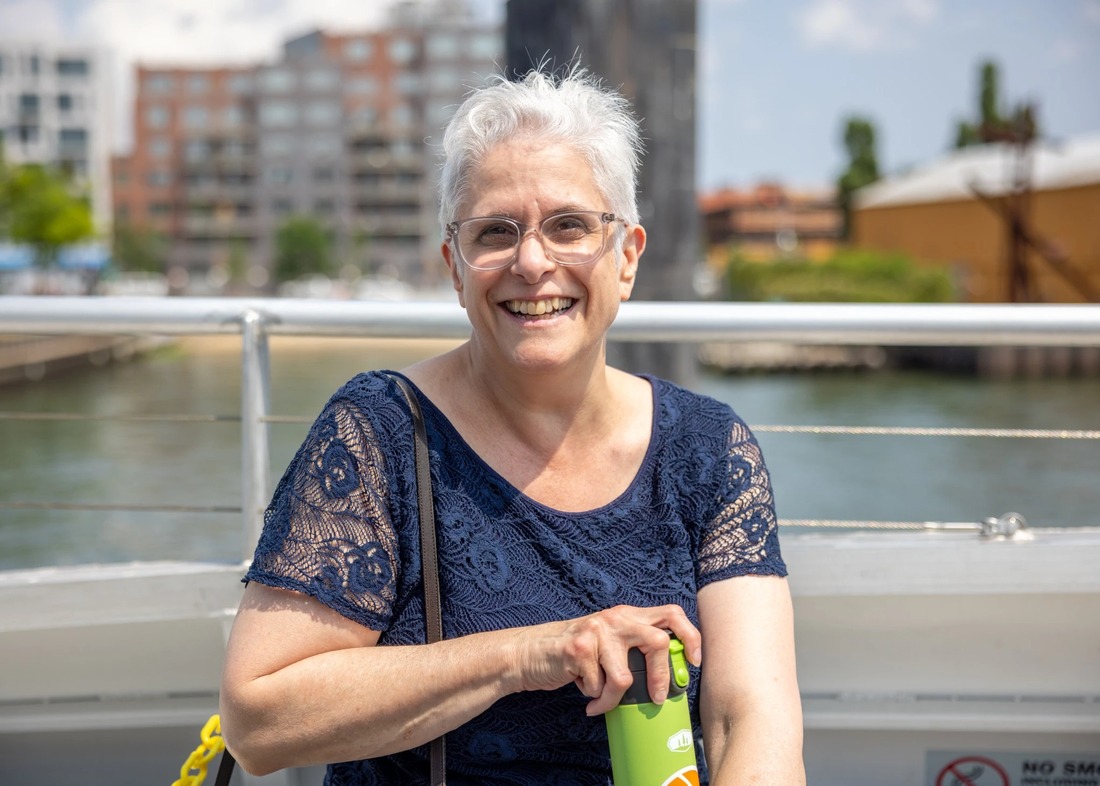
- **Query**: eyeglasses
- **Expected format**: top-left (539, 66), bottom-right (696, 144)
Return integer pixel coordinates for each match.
top-left (446, 210), bottom-right (625, 271)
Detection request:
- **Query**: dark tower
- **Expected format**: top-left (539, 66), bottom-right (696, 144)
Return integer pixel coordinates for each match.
top-left (505, 0), bottom-right (700, 385)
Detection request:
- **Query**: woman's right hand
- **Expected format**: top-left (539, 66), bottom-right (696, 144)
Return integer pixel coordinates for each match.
top-left (511, 604), bottom-right (702, 716)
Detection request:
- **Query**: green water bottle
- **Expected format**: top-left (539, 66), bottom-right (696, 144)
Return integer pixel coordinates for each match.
top-left (604, 635), bottom-right (700, 786)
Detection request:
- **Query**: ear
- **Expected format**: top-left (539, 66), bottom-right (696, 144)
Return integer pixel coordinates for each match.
top-left (442, 240), bottom-right (466, 308)
top-left (618, 223), bottom-right (646, 302)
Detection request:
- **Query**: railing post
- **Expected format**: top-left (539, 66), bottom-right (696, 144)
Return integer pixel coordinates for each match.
top-left (240, 310), bottom-right (271, 562)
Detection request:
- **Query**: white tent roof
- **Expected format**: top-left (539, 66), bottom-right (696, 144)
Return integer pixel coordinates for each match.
top-left (855, 133), bottom-right (1100, 210)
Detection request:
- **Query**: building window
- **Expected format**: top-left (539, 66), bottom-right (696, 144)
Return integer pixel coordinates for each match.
top-left (58, 129), bottom-right (87, 162)
top-left (259, 68), bottom-right (295, 93)
top-left (344, 38), bottom-right (372, 61)
top-left (308, 135), bottom-right (341, 157)
top-left (390, 105), bottom-right (415, 127)
top-left (304, 101), bottom-right (341, 127)
top-left (28, 54), bottom-right (40, 75)
top-left (149, 136), bottom-right (172, 158)
top-left (17, 126), bottom-right (39, 144)
top-left (184, 140), bottom-right (208, 161)
top-left (145, 74), bottom-right (175, 94)
top-left (19, 93), bottom-right (40, 116)
top-left (227, 73), bottom-right (253, 94)
top-left (470, 32), bottom-right (500, 60)
top-left (352, 107), bottom-right (377, 126)
top-left (149, 202), bottom-right (172, 216)
top-left (395, 73), bottom-right (421, 95)
top-left (272, 197), bottom-right (293, 214)
top-left (183, 105), bottom-right (209, 129)
top-left (426, 33), bottom-right (459, 60)
top-left (57, 93), bottom-right (74, 112)
top-left (147, 169), bottom-right (172, 187)
top-left (261, 134), bottom-right (294, 156)
top-left (266, 165), bottom-right (293, 185)
top-left (346, 76), bottom-right (378, 95)
top-left (145, 105), bottom-right (170, 128)
top-left (221, 105), bottom-right (244, 127)
top-left (305, 67), bottom-right (339, 91)
top-left (57, 58), bottom-right (90, 76)
top-left (259, 100), bottom-right (297, 128)
top-left (187, 74), bottom-right (210, 93)
top-left (389, 38), bottom-right (416, 64)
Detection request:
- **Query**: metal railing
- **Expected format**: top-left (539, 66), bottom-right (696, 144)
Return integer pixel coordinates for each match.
top-left (2, 296), bottom-right (1100, 558)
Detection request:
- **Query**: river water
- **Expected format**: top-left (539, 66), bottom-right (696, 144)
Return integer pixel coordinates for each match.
top-left (2, 336), bottom-right (1098, 571)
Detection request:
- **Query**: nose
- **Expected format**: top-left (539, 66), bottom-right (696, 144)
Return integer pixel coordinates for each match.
top-left (511, 227), bottom-right (556, 281)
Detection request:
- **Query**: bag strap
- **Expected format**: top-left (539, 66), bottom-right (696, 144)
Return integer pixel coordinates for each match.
top-left (214, 374), bottom-right (446, 786)
top-left (388, 372), bottom-right (447, 786)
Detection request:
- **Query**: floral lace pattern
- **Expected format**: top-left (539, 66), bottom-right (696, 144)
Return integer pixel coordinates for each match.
top-left (246, 371), bottom-right (786, 785)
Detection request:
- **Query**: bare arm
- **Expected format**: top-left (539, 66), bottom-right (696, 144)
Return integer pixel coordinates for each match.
top-left (220, 582), bottom-right (701, 776)
top-left (698, 575), bottom-right (804, 785)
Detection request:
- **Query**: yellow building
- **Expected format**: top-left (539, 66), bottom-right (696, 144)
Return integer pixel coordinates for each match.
top-left (852, 135), bottom-right (1100, 303)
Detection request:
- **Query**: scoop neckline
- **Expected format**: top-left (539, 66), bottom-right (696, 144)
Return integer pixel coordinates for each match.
top-left (382, 370), bottom-right (661, 518)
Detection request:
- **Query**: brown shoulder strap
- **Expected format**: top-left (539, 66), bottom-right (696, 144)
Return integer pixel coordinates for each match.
top-left (387, 372), bottom-right (447, 785)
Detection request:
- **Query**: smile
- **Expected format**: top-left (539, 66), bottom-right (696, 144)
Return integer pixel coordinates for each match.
top-left (504, 297), bottom-right (575, 318)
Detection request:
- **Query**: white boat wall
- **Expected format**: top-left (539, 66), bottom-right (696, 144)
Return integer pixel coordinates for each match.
top-left (0, 298), bottom-right (1098, 786)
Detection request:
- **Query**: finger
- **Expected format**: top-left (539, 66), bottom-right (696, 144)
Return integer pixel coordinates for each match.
top-left (655, 605), bottom-right (702, 667)
top-left (643, 646), bottom-right (671, 705)
top-left (585, 647), bottom-right (634, 717)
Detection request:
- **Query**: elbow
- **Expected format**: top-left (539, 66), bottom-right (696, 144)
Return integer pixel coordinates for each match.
top-left (219, 688), bottom-right (292, 776)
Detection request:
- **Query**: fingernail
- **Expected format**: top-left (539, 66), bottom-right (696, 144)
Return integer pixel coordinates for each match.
top-left (692, 647), bottom-right (702, 665)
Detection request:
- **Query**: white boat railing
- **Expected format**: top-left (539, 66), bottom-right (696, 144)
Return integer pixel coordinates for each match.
top-left (2, 296), bottom-right (1100, 560)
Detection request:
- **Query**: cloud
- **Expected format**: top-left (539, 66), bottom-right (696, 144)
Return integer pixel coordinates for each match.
top-left (1084, 0), bottom-right (1100, 25)
top-left (794, 0), bottom-right (940, 52)
top-left (0, 0), bottom-right (67, 40)
top-left (11, 0), bottom-right (394, 151)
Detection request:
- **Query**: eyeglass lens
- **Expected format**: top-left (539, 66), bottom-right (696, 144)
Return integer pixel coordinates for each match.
top-left (455, 211), bottom-right (610, 270)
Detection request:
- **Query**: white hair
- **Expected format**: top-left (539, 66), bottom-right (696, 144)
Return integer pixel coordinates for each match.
top-left (438, 66), bottom-right (644, 236)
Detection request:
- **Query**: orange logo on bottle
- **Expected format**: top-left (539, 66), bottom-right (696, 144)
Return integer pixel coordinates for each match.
top-left (661, 765), bottom-right (700, 786)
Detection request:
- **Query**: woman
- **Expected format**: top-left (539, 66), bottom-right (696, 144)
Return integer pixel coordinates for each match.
top-left (220, 68), bottom-right (804, 784)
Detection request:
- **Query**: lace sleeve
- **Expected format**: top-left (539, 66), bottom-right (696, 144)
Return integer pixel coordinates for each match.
top-left (696, 418), bottom-right (787, 588)
top-left (245, 392), bottom-right (401, 630)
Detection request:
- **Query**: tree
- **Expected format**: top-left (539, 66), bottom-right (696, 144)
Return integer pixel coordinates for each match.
top-left (0, 162), bottom-right (95, 271)
top-left (111, 221), bottom-right (166, 274)
top-left (953, 60), bottom-right (1040, 149)
top-left (274, 215), bottom-right (333, 283)
top-left (836, 116), bottom-right (880, 241)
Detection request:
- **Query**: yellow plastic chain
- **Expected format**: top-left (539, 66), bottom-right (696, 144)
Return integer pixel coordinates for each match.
top-left (172, 714), bottom-right (226, 786)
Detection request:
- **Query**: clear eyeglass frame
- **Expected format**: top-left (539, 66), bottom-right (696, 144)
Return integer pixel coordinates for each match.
top-left (446, 210), bottom-right (625, 271)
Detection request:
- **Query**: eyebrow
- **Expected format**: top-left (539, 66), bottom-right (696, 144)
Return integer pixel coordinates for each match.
top-left (470, 204), bottom-right (593, 221)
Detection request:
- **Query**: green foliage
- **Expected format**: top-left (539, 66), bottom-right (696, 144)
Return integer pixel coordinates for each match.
top-left (726, 248), bottom-right (956, 303)
top-left (836, 116), bottom-right (880, 240)
top-left (954, 59), bottom-right (1040, 148)
top-left (274, 215), bottom-right (333, 283)
top-left (0, 162), bottom-right (95, 267)
top-left (111, 221), bottom-right (165, 274)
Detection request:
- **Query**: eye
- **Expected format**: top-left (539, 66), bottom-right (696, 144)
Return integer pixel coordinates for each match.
top-left (543, 213), bottom-right (597, 243)
top-left (469, 220), bottom-right (519, 247)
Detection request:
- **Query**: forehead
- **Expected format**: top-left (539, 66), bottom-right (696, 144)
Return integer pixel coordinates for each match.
top-left (461, 138), bottom-right (603, 219)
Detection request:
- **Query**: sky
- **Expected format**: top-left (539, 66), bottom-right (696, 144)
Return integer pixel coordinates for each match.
top-left (2, 0), bottom-right (1098, 191)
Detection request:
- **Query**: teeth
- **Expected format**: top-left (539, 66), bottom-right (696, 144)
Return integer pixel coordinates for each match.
top-left (506, 297), bottom-right (574, 316)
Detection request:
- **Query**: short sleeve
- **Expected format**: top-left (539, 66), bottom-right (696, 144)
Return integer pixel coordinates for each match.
top-left (245, 389), bottom-right (401, 630)
top-left (696, 417), bottom-right (787, 588)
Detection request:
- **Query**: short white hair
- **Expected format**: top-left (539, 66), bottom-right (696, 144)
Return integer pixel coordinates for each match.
top-left (438, 66), bottom-right (644, 235)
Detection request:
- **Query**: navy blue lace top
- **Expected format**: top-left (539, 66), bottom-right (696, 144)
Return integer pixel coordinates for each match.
top-left (246, 370), bottom-right (786, 786)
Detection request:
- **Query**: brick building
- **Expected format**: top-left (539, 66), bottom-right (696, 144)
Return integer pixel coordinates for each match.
top-left (112, 0), bottom-right (500, 292)
top-left (699, 182), bottom-right (842, 266)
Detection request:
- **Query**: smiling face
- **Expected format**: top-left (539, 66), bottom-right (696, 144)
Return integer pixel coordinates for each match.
top-left (443, 136), bottom-right (645, 376)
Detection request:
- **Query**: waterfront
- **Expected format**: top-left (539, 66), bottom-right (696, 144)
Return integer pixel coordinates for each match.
top-left (1, 335), bottom-right (1099, 571)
